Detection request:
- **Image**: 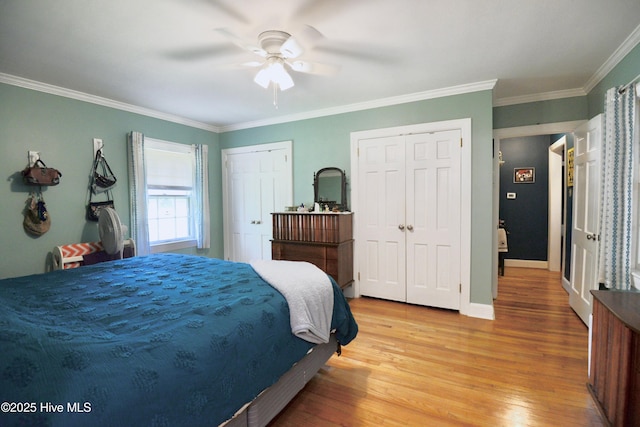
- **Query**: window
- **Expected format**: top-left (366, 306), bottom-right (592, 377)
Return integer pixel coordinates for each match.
top-left (128, 131), bottom-right (209, 256)
top-left (145, 138), bottom-right (197, 252)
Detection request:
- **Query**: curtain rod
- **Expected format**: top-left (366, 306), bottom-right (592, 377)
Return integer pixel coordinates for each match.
top-left (618, 73), bottom-right (640, 93)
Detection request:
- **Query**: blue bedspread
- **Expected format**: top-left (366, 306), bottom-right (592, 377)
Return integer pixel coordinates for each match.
top-left (0, 253), bottom-right (357, 427)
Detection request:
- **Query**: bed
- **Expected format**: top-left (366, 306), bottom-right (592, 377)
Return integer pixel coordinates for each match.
top-left (0, 253), bottom-right (358, 427)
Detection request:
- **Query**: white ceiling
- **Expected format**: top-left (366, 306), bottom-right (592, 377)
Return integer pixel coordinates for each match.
top-left (1, 0), bottom-right (639, 131)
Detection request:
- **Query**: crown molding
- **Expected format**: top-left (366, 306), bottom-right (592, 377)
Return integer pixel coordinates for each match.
top-left (219, 79), bottom-right (498, 132)
top-left (495, 23), bottom-right (640, 108)
top-left (584, 23), bottom-right (640, 93)
top-left (493, 88), bottom-right (586, 107)
top-left (0, 73), bottom-right (221, 133)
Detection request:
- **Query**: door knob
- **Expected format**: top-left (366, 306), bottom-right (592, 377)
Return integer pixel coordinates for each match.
top-left (586, 233), bottom-right (598, 240)
top-left (407, 225), bottom-right (414, 231)
top-left (398, 224), bottom-right (405, 231)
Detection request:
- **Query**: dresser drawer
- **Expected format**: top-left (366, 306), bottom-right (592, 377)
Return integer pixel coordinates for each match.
top-left (271, 212), bottom-right (354, 288)
top-left (271, 240), bottom-right (353, 288)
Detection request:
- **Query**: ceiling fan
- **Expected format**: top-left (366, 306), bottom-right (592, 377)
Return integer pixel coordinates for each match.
top-left (217, 26), bottom-right (338, 96)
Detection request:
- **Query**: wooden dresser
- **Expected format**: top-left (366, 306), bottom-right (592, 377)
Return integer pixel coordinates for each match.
top-left (589, 290), bottom-right (640, 427)
top-left (271, 212), bottom-right (353, 288)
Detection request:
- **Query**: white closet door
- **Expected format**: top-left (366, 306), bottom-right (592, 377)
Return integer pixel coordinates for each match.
top-left (358, 135), bottom-right (407, 302)
top-left (222, 142), bottom-right (292, 262)
top-left (357, 130), bottom-right (462, 310)
top-left (405, 130), bottom-right (461, 310)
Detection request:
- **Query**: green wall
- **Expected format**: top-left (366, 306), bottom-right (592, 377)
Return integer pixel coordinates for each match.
top-left (493, 96), bottom-right (588, 129)
top-left (1, 38), bottom-right (636, 306)
top-left (220, 90), bottom-right (496, 305)
top-left (494, 43), bottom-right (640, 129)
top-left (0, 83), bottom-right (496, 307)
top-left (588, 43), bottom-right (640, 117)
top-left (0, 83), bottom-right (221, 279)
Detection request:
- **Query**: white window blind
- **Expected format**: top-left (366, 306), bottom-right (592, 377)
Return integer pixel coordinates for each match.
top-left (145, 140), bottom-right (194, 190)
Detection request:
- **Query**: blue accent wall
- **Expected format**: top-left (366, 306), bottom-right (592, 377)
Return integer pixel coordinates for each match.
top-left (499, 135), bottom-right (550, 261)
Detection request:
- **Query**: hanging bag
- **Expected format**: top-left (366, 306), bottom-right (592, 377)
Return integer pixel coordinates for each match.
top-left (91, 149), bottom-right (117, 193)
top-left (23, 192), bottom-right (51, 235)
top-left (22, 159), bottom-right (62, 186)
top-left (87, 188), bottom-right (114, 221)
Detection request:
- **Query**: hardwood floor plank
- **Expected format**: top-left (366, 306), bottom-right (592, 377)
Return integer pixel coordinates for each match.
top-left (270, 268), bottom-right (605, 426)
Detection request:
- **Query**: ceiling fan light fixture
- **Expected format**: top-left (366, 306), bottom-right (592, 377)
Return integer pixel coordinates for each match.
top-left (254, 58), bottom-right (294, 91)
top-left (254, 67), bottom-right (271, 89)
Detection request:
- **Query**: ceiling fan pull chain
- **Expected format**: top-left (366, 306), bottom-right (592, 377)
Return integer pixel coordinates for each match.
top-left (273, 83), bottom-right (279, 109)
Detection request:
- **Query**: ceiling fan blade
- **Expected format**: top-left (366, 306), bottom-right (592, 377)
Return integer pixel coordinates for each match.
top-left (215, 28), bottom-right (266, 57)
top-left (293, 0), bottom-right (363, 23)
top-left (313, 44), bottom-right (398, 64)
top-left (280, 35), bottom-right (304, 59)
top-left (280, 25), bottom-right (325, 59)
top-left (286, 60), bottom-right (339, 76)
top-left (165, 44), bottom-right (241, 61)
top-left (215, 61), bottom-right (264, 71)
top-left (241, 61), bottom-right (263, 68)
top-left (295, 25), bottom-right (325, 49)
top-left (199, 0), bottom-right (251, 25)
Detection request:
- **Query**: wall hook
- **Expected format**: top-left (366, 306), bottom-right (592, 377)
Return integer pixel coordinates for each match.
top-left (93, 138), bottom-right (104, 158)
top-left (28, 151), bottom-right (40, 167)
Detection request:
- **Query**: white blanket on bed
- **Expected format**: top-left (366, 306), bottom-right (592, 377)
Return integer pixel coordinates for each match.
top-left (250, 260), bottom-right (333, 344)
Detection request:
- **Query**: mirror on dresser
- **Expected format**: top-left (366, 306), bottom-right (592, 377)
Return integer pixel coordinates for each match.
top-left (313, 167), bottom-right (347, 211)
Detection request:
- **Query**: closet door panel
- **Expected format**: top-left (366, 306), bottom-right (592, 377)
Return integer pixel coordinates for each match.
top-left (406, 131), bottom-right (461, 309)
top-left (358, 136), bottom-right (407, 302)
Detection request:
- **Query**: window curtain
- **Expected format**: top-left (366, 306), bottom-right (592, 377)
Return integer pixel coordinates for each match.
top-left (127, 131), bottom-right (151, 256)
top-left (195, 144), bottom-right (210, 249)
top-left (597, 85), bottom-right (637, 290)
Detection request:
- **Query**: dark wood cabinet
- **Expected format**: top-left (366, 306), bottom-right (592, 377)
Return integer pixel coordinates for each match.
top-left (271, 212), bottom-right (354, 288)
top-left (589, 290), bottom-right (640, 427)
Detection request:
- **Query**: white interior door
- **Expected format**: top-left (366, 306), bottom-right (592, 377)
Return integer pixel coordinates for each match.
top-left (222, 142), bottom-right (292, 262)
top-left (405, 131), bottom-right (461, 310)
top-left (358, 135), bottom-right (407, 302)
top-left (569, 115), bottom-right (602, 325)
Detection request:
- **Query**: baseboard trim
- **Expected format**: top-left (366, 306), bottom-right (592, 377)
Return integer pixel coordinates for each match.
top-left (465, 302), bottom-right (495, 320)
top-left (504, 259), bottom-right (549, 269)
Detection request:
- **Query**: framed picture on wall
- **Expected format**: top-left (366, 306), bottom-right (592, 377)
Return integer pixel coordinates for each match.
top-left (567, 147), bottom-right (574, 187)
top-left (514, 167), bottom-right (535, 183)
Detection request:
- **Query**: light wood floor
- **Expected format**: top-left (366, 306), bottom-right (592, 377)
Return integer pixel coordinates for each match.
top-left (270, 268), bottom-right (605, 426)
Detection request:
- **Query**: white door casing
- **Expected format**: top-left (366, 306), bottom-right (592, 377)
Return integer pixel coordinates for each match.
top-left (222, 141), bottom-right (293, 262)
top-left (570, 115), bottom-right (602, 326)
top-left (354, 121), bottom-right (466, 312)
top-left (548, 136), bottom-right (566, 273)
